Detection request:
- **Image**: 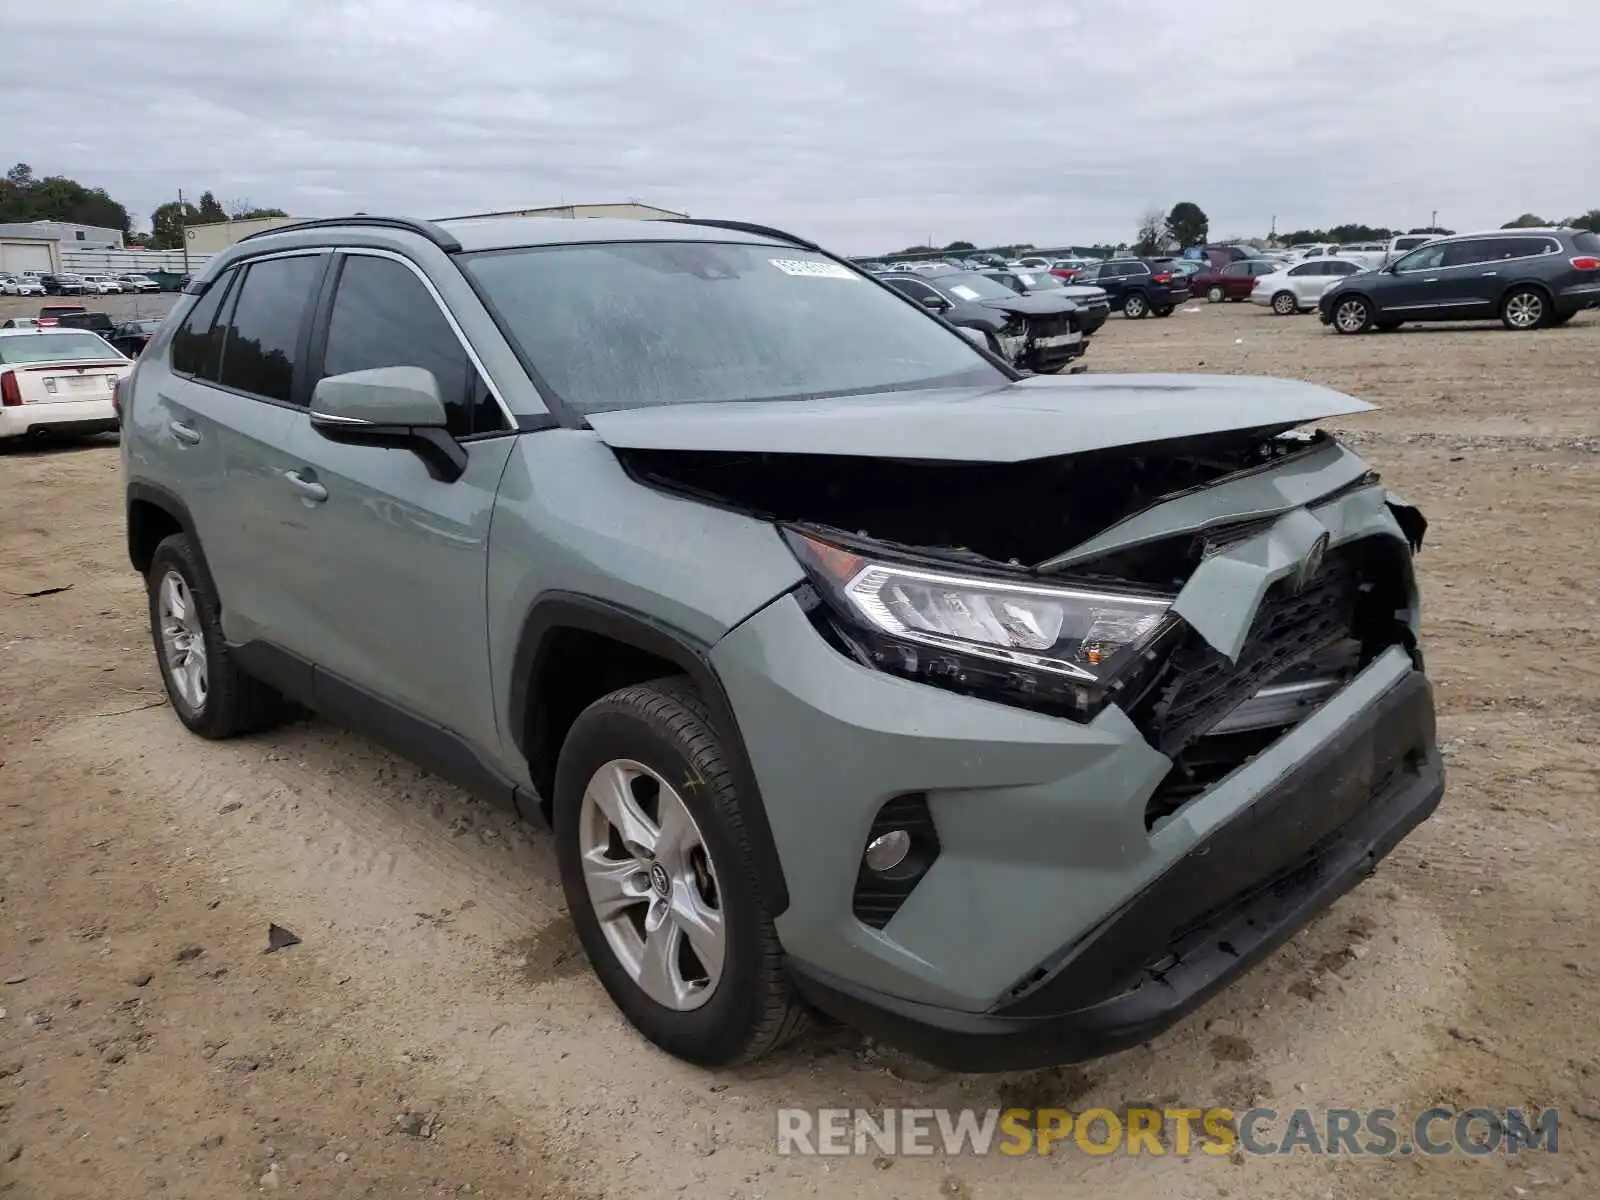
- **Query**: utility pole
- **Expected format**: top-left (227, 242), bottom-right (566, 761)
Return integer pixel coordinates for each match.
top-left (1269, 213), bottom-right (1277, 243)
top-left (177, 188), bottom-right (190, 278)
top-left (1430, 209), bottom-right (1437, 231)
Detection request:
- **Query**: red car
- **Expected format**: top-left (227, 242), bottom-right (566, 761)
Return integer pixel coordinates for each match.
top-left (1192, 259), bottom-right (1283, 303)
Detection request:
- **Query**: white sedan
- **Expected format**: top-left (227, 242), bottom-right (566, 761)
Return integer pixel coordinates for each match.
top-left (1250, 259), bottom-right (1367, 314)
top-left (79, 274), bottom-right (123, 294)
top-left (1, 274), bottom-right (46, 296)
top-left (0, 328), bottom-right (131, 441)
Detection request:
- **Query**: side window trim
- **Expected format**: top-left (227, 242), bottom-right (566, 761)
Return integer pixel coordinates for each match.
top-left (169, 265), bottom-right (239, 380)
top-left (208, 249), bottom-right (330, 408)
top-left (324, 247), bottom-right (516, 432)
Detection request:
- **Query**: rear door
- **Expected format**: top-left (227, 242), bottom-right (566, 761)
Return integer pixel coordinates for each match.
top-left (277, 249), bottom-right (516, 758)
top-left (138, 255), bottom-right (329, 648)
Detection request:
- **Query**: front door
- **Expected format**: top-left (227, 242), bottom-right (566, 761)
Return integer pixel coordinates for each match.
top-left (276, 250), bottom-right (516, 761)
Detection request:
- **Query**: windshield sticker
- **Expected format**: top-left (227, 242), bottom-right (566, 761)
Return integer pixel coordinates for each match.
top-left (770, 258), bottom-right (857, 279)
top-left (949, 285), bottom-right (982, 301)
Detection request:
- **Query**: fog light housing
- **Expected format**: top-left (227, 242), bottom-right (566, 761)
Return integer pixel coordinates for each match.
top-left (864, 829), bottom-right (912, 873)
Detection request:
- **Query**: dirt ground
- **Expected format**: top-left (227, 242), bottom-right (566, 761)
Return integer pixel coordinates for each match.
top-left (2, 295), bottom-right (1597, 1198)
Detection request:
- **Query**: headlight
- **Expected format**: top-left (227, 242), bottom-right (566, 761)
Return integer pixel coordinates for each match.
top-left (786, 530), bottom-right (1178, 719)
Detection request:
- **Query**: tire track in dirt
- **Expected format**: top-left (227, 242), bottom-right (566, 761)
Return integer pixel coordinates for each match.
top-left (40, 706), bottom-right (1469, 1198)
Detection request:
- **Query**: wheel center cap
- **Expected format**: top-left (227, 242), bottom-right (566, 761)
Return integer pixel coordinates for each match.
top-left (648, 861), bottom-right (671, 898)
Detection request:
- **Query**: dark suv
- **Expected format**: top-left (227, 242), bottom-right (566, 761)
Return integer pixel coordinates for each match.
top-left (1071, 259), bottom-right (1191, 319)
top-left (1321, 228), bottom-right (1600, 333)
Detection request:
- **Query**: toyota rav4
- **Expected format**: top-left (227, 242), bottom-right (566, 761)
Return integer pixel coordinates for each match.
top-left (121, 215), bottom-right (1443, 1071)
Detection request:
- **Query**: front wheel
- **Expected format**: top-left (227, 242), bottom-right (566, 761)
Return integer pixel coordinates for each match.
top-left (1501, 288), bottom-right (1547, 330)
top-left (1271, 291), bottom-right (1299, 316)
top-left (1207, 286), bottom-right (1225, 303)
top-left (1332, 295), bottom-right (1373, 334)
top-left (554, 679), bottom-right (808, 1067)
top-left (1123, 293), bottom-right (1148, 319)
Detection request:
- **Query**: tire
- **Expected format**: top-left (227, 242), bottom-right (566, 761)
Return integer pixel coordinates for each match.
top-left (1331, 295), bottom-right (1373, 334)
top-left (1207, 286), bottom-right (1225, 303)
top-left (554, 678), bottom-right (808, 1068)
top-left (1501, 287), bottom-right (1548, 331)
top-left (1123, 292), bottom-right (1148, 319)
top-left (1271, 291), bottom-right (1299, 316)
top-left (1153, 306), bottom-right (1174, 318)
top-left (146, 533), bottom-right (286, 738)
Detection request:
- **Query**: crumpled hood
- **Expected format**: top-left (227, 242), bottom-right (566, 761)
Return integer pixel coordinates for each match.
top-left (978, 292), bottom-right (1080, 317)
top-left (585, 373), bottom-right (1375, 463)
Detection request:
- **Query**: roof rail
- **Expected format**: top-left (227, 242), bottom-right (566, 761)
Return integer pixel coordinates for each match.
top-left (655, 217), bottom-right (818, 251)
top-left (235, 215), bottom-right (462, 252)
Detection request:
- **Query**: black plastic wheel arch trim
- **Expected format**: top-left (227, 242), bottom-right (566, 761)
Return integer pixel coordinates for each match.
top-left (126, 481), bottom-right (202, 575)
top-left (509, 592), bottom-right (790, 916)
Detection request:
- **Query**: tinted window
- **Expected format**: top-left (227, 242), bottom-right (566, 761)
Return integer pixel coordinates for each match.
top-left (464, 243), bottom-right (998, 415)
top-left (1327, 261), bottom-right (1361, 275)
top-left (886, 278), bottom-right (939, 304)
top-left (1074, 264), bottom-right (1101, 281)
top-left (169, 268), bottom-right (237, 380)
top-left (1575, 231), bottom-right (1600, 255)
top-left (216, 255), bottom-right (323, 403)
top-left (1394, 244), bottom-right (1446, 272)
top-left (1442, 241), bottom-right (1494, 268)
top-left (1485, 237), bottom-right (1556, 260)
top-left (320, 255), bottom-right (505, 438)
top-left (1126, 263), bottom-right (1151, 277)
top-left (1288, 263), bottom-right (1319, 277)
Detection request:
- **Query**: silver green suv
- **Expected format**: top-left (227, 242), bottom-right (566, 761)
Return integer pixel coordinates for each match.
top-left (121, 215), bottom-right (1444, 1071)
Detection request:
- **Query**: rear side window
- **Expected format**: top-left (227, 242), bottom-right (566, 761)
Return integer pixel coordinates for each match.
top-left (1575, 231), bottom-right (1600, 255)
top-left (215, 255), bottom-right (324, 404)
top-left (319, 255), bottom-right (506, 439)
top-left (169, 268), bottom-right (237, 379)
top-left (1327, 261), bottom-right (1360, 275)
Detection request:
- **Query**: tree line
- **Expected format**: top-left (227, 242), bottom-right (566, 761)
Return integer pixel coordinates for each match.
top-left (1, 163), bottom-right (287, 249)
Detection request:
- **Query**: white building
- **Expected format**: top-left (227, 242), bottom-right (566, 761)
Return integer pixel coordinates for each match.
top-left (0, 224), bottom-right (62, 274)
top-left (8, 220), bottom-right (123, 249)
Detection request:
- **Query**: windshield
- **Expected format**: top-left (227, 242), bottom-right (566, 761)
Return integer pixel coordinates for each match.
top-left (929, 271), bottom-right (1018, 302)
top-left (462, 242), bottom-right (1001, 415)
top-left (0, 332), bottom-right (121, 364)
top-left (1015, 271), bottom-right (1063, 290)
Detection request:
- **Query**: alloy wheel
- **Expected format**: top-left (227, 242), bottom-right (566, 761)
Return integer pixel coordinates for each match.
top-left (1124, 294), bottom-right (1147, 318)
top-left (578, 758), bottom-right (724, 1011)
top-left (1505, 292), bottom-right (1543, 329)
top-left (1273, 292), bottom-right (1297, 315)
top-left (1207, 286), bottom-right (1224, 303)
top-left (1335, 299), bottom-right (1370, 333)
top-left (157, 570), bottom-right (208, 712)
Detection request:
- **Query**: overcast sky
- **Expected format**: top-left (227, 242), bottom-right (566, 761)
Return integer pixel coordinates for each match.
top-left (7, 0), bottom-right (1597, 253)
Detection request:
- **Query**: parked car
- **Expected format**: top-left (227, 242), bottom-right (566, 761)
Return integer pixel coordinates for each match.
top-left (79, 274), bottom-right (123, 295)
top-left (108, 318), bottom-right (163, 358)
top-left (1015, 256), bottom-right (1052, 270)
top-left (1251, 259), bottom-right (1366, 314)
top-left (0, 317), bottom-right (41, 329)
top-left (985, 268), bottom-right (1111, 334)
top-left (1070, 258), bottom-right (1192, 318)
top-left (880, 269), bottom-right (1086, 372)
top-left (1380, 234), bottom-right (1439, 266)
top-left (54, 311), bottom-right (118, 337)
top-left (1321, 228), bottom-right (1600, 333)
top-left (37, 304), bottom-right (90, 327)
top-left (1, 273), bottom-right (46, 296)
top-left (118, 274), bottom-right (162, 294)
top-left (47, 273), bottom-right (88, 295)
top-left (1192, 259), bottom-right (1285, 303)
top-left (1048, 258), bottom-right (1092, 280)
top-left (120, 213), bottom-right (1441, 1072)
top-left (0, 327), bottom-right (129, 440)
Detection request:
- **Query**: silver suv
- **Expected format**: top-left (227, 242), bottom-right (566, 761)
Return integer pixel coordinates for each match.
top-left (122, 215), bottom-right (1444, 1071)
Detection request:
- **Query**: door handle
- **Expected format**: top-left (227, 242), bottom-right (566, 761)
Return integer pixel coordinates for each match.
top-left (1481, 271), bottom-right (1499, 277)
top-left (169, 420), bottom-right (201, 445)
top-left (285, 469), bottom-right (328, 503)
top-left (1422, 278), bottom-right (1439, 283)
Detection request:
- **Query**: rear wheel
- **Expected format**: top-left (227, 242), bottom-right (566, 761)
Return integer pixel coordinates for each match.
top-left (1207, 286), bottom-right (1225, 303)
top-left (1332, 296), bottom-right (1373, 334)
top-left (555, 679), bottom-right (807, 1067)
top-left (1153, 305), bottom-right (1174, 318)
top-left (1271, 291), bottom-right (1299, 316)
top-left (146, 534), bottom-right (286, 738)
top-left (1123, 293), bottom-right (1149, 319)
top-left (1501, 287), bottom-right (1547, 331)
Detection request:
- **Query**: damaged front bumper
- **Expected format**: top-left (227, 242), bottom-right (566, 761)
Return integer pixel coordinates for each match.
top-left (708, 474), bottom-right (1443, 1069)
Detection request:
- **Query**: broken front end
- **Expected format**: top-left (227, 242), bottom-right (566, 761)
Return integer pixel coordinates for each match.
top-left (626, 422), bottom-right (1443, 1071)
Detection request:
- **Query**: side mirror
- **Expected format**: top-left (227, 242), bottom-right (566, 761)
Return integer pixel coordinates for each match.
top-left (919, 293), bottom-right (949, 311)
top-left (309, 366), bottom-right (467, 483)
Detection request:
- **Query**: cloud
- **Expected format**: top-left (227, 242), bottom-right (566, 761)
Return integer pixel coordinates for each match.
top-left (6, 0), bottom-right (1596, 252)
